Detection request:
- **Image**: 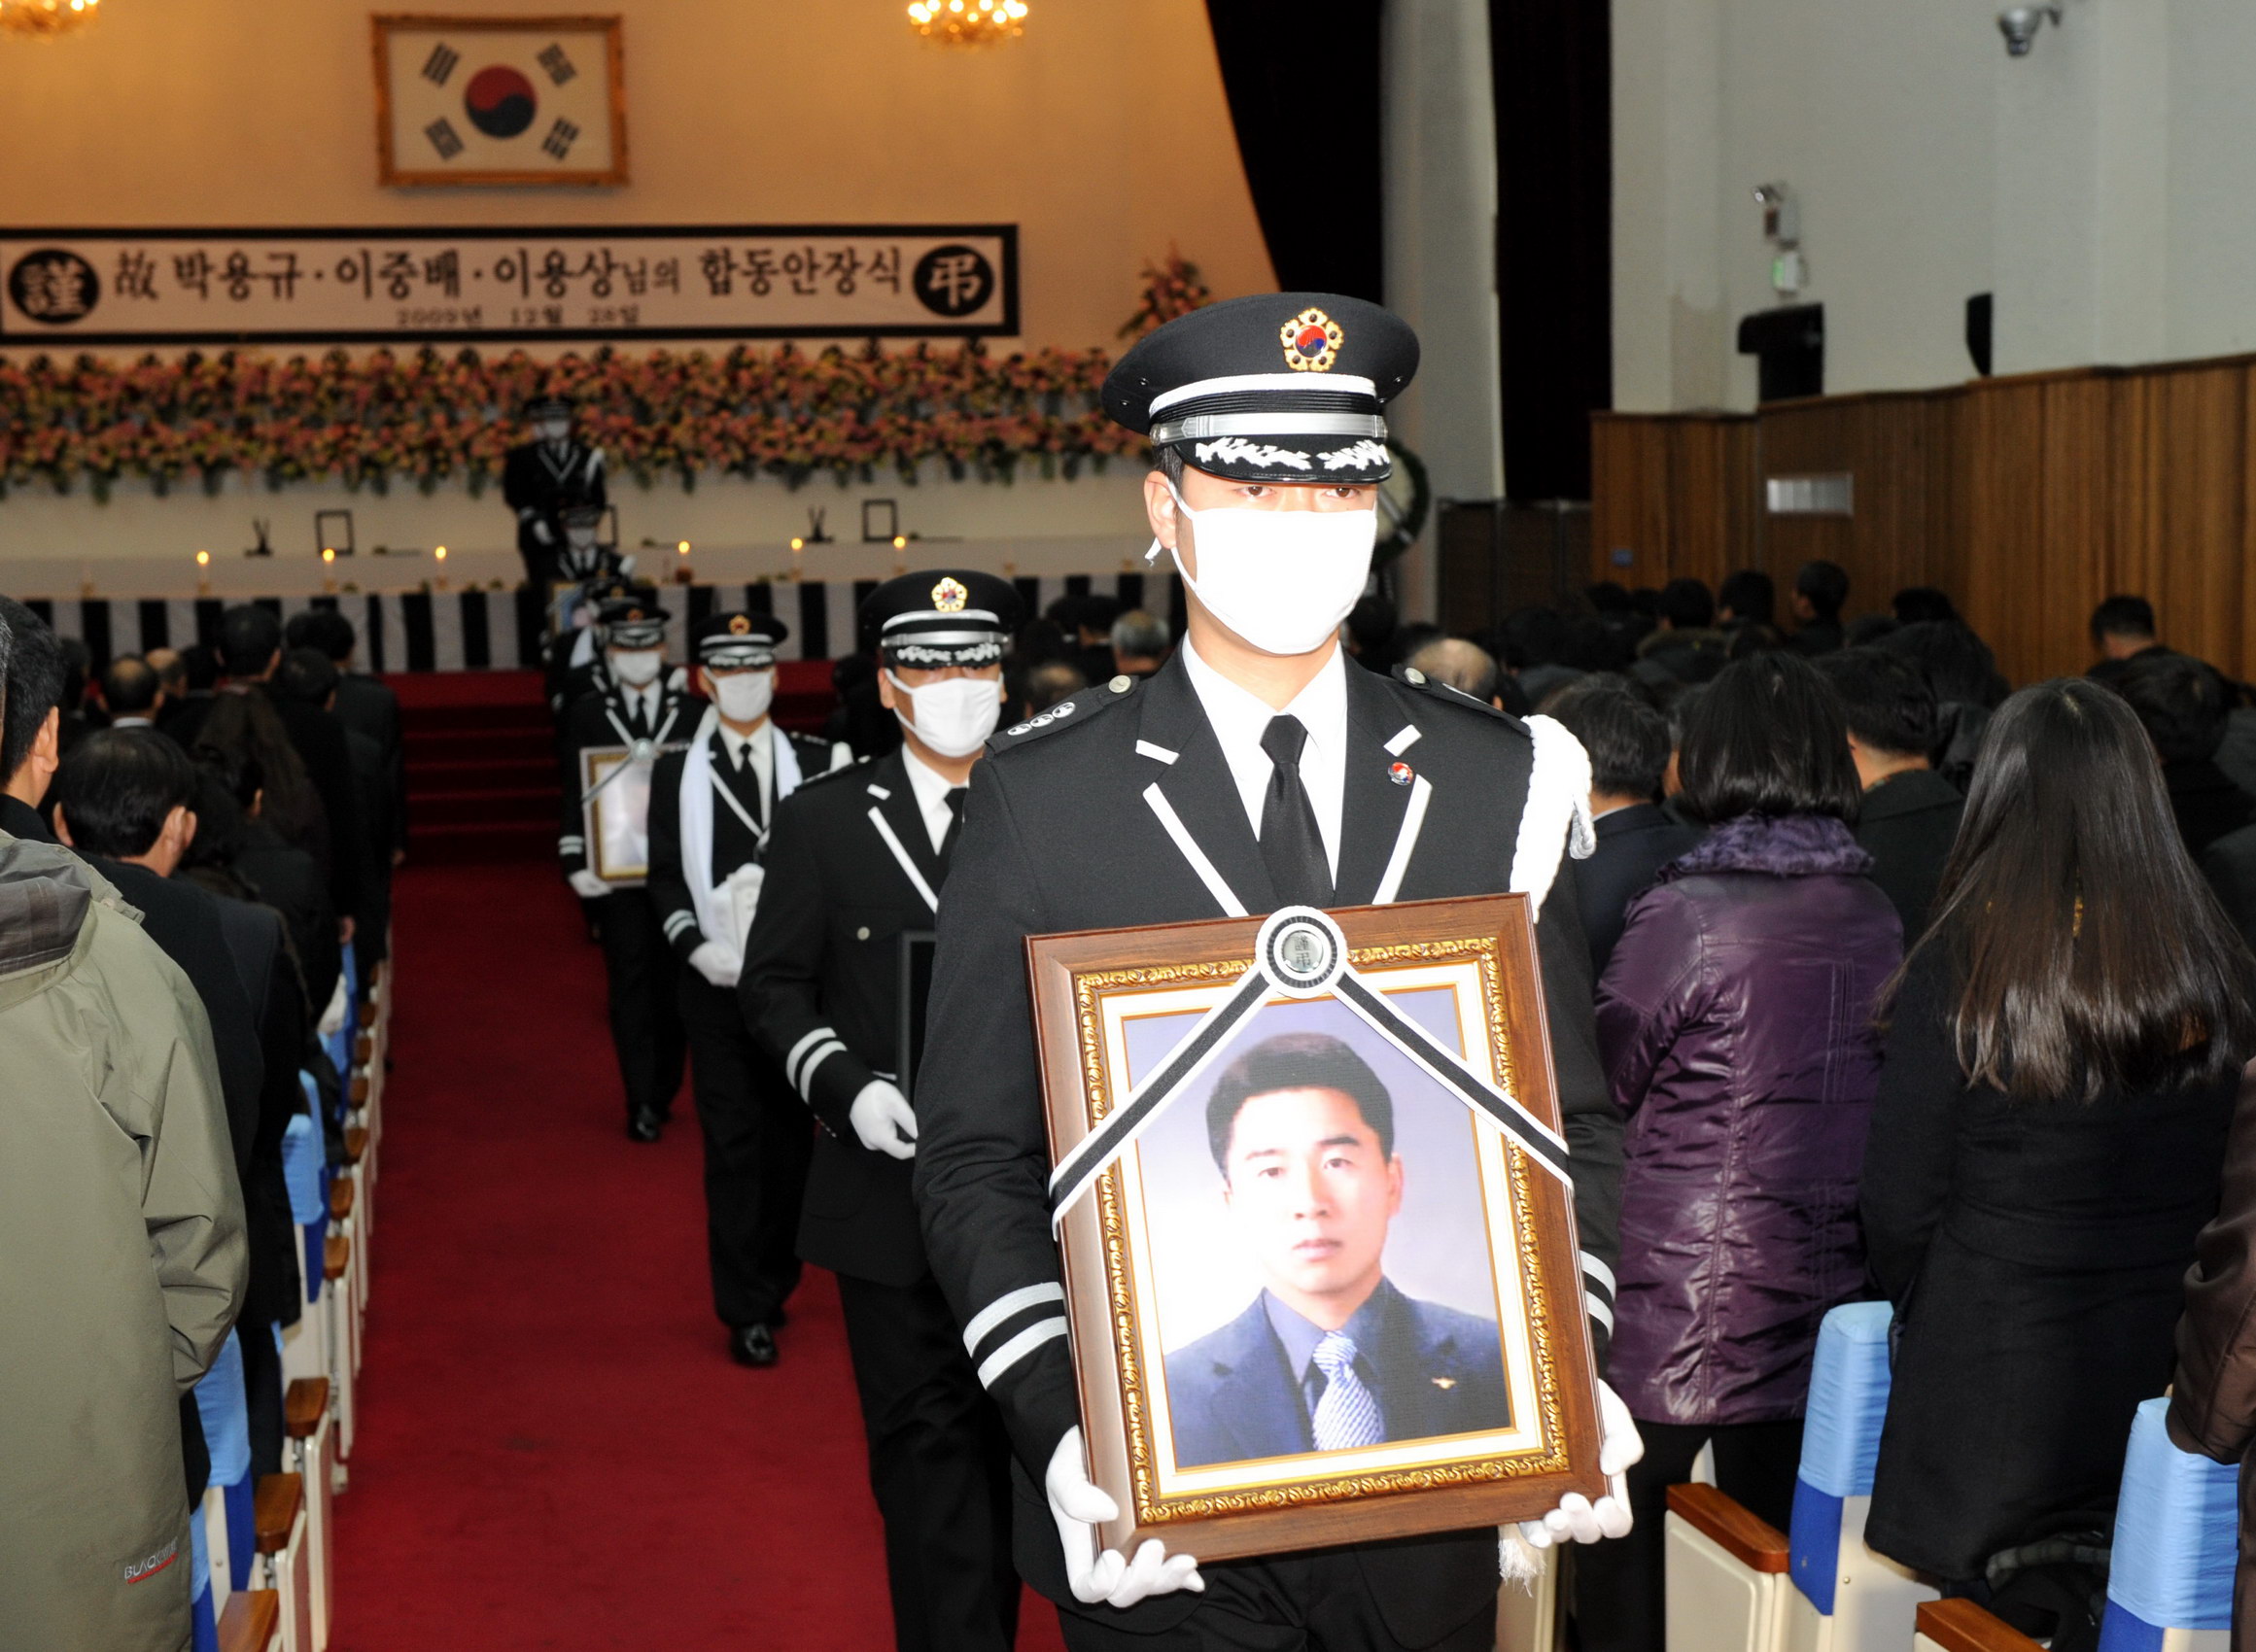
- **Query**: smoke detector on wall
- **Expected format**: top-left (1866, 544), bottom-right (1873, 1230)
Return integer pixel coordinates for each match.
top-left (1998, 3), bottom-right (2064, 56)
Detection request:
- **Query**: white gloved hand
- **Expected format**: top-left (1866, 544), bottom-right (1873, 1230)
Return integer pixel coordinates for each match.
top-left (568, 869), bottom-right (610, 900)
top-left (688, 941), bottom-right (742, 988)
top-left (532, 519), bottom-right (555, 545)
top-left (1046, 1428), bottom-right (1203, 1608)
top-left (1515, 1381), bottom-right (1643, 1548)
top-left (848, 1080), bottom-right (919, 1159)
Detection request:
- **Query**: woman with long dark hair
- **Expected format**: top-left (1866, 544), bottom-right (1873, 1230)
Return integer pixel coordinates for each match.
top-left (191, 689), bottom-right (331, 880)
top-left (1863, 678), bottom-right (2256, 1604)
top-left (1576, 653), bottom-right (1902, 1652)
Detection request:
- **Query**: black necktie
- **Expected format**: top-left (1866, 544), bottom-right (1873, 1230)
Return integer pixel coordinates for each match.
top-left (626, 690), bottom-right (651, 740)
top-left (940, 787), bottom-right (968, 865)
top-left (1258, 715), bottom-right (1333, 910)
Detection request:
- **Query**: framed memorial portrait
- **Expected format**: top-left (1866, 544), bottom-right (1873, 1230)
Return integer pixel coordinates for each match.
top-left (373, 15), bottom-right (629, 188)
top-left (578, 746), bottom-right (650, 882)
top-left (1026, 897), bottom-right (1604, 1563)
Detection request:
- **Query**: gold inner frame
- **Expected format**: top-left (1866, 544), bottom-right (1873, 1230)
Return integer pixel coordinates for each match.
top-left (1071, 936), bottom-right (1574, 1526)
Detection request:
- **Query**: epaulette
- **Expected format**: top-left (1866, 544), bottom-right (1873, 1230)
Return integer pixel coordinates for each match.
top-left (988, 671), bottom-right (1143, 753)
top-left (1391, 663), bottom-right (1531, 736)
top-left (790, 755), bottom-right (867, 793)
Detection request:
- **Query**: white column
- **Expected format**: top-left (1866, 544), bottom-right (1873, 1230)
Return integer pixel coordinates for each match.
top-left (1993, 0), bottom-right (2170, 373)
top-left (1383, 0), bottom-right (1506, 624)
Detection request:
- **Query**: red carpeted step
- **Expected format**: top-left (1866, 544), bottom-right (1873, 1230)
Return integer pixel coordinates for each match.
top-left (392, 671), bottom-right (559, 865)
top-left (333, 861), bottom-right (1068, 1650)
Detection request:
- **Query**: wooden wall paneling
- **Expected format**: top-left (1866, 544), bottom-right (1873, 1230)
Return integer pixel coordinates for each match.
top-left (1668, 416), bottom-right (1754, 592)
top-left (2134, 362), bottom-right (2247, 680)
top-left (1588, 414), bottom-right (1672, 589)
top-left (2027, 372), bottom-right (2116, 683)
top-left (2239, 371), bottom-right (2256, 686)
top-left (1961, 376), bottom-right (2050, 685)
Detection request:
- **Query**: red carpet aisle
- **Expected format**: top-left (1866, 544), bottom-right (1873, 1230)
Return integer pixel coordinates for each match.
top-left (331, 857), bottom-right (1067, 1649)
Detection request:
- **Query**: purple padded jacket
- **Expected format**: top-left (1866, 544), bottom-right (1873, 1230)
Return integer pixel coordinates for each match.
top-left (1597, 813), bottom-right (1902, 1427)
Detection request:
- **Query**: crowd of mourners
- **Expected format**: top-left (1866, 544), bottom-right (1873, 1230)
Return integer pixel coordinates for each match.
top-left (0, 599), bottom-right (402, 1646)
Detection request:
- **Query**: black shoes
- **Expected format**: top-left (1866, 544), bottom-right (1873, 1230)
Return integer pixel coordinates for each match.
top-left (626, 1106), bottom-right (664, 1143)
top-left (730, 1324), bottom-right (779, 1367)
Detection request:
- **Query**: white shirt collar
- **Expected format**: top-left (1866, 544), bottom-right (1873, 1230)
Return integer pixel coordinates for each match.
top-left (898, 744), bottom-right (966, 856)
top-left (717, 719), bottom-right (774, 810)
top-left (1180, 637), bottom-right (1347, 878)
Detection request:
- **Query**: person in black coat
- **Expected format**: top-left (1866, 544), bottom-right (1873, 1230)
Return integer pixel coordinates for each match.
top-left (2093, 649), bottom-right (2256, 856)
top-left (1544, 675), bottom-right (1703, 976)
top-left (645, 611), bottom-right (847, 1367)
top-left (1787, 560), bottom-right (1849, 657)
top-left (912, 296), bottom-right (1633, 1647)
top-left (503, 395), bottom-right (607, 589)
top-left (1861, 679), bottom-right (2255, 1625)
top-left (1815, 648), bottom-right (1964, 943)
top-left (288, 608), bottom-right (406, 872)
top-left (741, 573), bottom-right (1024, 1652)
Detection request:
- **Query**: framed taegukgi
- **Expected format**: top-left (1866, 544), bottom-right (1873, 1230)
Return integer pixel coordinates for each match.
top-left (579, 746), bottom-right (651, 882)
top-left (374, 15), bottom-right (628, 188)
top-left (1027, 897), bottom-right (1604, 1563)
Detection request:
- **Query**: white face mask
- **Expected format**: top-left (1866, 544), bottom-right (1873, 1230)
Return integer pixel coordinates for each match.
top-left (537, 419), bottom-right (571, 444)
top-left (609, 648), bottom-right (663, 688)
top-left (888, 671), bottom-right (1001, 759)
top-left (1160, 480), bottom-right (1375, 657)
top-left (565, 524), bottom-right (598, 551)
top-left (712, 669), bottom-right (774, 725)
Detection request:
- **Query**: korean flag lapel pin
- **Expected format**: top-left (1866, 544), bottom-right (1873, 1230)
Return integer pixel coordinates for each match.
top-left (1387, 760), bottom-right (1414, 787)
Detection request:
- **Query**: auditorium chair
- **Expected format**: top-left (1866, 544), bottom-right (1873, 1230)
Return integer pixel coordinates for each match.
top-left (2095, 1397), bottom-right (2237, 1651)
top-left (1665, 1302), bottom-right (1932, 1652)
top-left (255, 1466), bottom-right (314, 1652)
top-left (1914, 1600), bottom-right (2042, 1652)
top-left (193, 1329), bottom-right (257, 1610)
top-left (218, 1590), bottom-right (282, 1652)
top-left (278, 1110), bottom-right (330, 1389)
top-left (286, 1377), bottom-right (338, 1651)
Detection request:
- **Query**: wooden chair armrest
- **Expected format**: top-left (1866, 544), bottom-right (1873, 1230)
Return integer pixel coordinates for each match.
top-left (324, 1233), bottom-right (350, 1282)
top-left (1916, 1599), bottom-right (2046, 1652)
top-left (329, 1178), bottom-right (355, 1222)
top-left (350, 1075), bottom-right (369, 1106)
top-left (253, 1473), bottom-right (302, 1554)
top-left (218, 1588), bottom-right (281, 1652)
top-left (284, 1377), bottom-right (330, 1439)
top-left (355, 1032), bottom-right (373, 1065)
top-left (342, 1125), bottom-right (367, 1166)
top-left (1665, 1482), bottom-right (1789, 1573)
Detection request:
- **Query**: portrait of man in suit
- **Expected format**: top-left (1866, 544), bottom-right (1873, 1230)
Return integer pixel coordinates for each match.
top-left (1160, 1029), bottom-right (1514, 1470)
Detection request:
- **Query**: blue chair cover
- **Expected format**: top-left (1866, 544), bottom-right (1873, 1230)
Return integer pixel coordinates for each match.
top-left (1788, 1301), bottom-right (1896, 1613)
top-left (327, 946), bottom-right (360, 1076)
top-left (190, 1504), bottom-right (218, 1652)
top-left (2097, 1397), bottom-right (2238, 1651)
top-left (191, 1331), bottom-right (251, 1491)
top-left (282, 1110), bottom-right (325, 1225)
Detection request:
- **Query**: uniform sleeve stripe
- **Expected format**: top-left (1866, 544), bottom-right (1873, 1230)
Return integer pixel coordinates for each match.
top-left (784, 1026), bottom-right (841, 1089)
top-left (663, 911), bottom-right (699, 937)
top-left (961, 1282), bottom-right (1066, 1358)
top-left (1585, 1293), bottom-right (1615, 1334)
top-left (559, 836), bottom-right (585, 849)
top-left (797, 1041), bottom-right (847, 1099)
top-left (1580, 1253), bottom-right (1616, 1302)
top-left (975, 1317), bottom-right (1069, 1391)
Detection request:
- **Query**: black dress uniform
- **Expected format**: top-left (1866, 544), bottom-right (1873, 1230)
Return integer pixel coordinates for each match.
top-left (558, 597), bottom-right (694, 1138)
top-left (646, 611), bottom-right (848, 1362)
top-left (741, 571), bottom-right (1024, 1652)
top-left (503, 396), bottom-right (607, 589)
top-left (911, 295), bottom-right (1626, 1652)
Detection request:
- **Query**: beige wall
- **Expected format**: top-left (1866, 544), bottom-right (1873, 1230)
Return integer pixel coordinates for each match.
top-left (0, 0), bottom-right (1273, 564)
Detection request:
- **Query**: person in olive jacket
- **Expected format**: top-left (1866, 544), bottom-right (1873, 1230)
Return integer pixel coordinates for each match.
top-left (1576, 654), bottom-right (1902, 1652)
top-left (1864, 679), bottom-right (2252, 1606)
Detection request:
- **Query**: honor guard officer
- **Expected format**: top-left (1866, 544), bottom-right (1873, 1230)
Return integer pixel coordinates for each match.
top-left (647, 611), bottom-right (850, 1367)
top-left (554, 500), bottom-right (626, 586)
top-left (741, 571), bottom-right (1024, 1650)
top-left (503, 394), bottom-right (607, 589)
top-left (913, 294), bottom-right (1641, 1649)
top-left (545, 573), bottom-right (647, 719)
top-left (559, 596), bottom-right (694, 1142)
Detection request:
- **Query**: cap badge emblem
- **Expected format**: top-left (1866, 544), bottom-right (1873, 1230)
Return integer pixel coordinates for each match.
top-left (728, 614), bottom-right (751, 636)
top-left (1388, 761), bottom-right (1414, 786)
top-left (931, 576), bottom-right (969, 613)
top-left (1281, 306), bottom-right (1344, 373)
top-left (627, 608), bottom-right (643, 621)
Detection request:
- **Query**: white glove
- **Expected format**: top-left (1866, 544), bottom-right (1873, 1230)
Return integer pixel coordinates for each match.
top-left (568, 869), bottom-right (610, 900)
top-left (688, 941), bottom-right (741, 988)
top-left (532, 519), bottom-right (554, 544)
top-left (1515, 1381), bottom-right (1643, 1548)
top-left (1046, 1428), bottom-right (1203, 1608)
top-left (848, 1080), bottom-right (919, 1159)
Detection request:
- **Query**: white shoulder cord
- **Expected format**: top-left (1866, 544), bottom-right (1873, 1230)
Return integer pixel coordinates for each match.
top-left (1509, 714), bottom-right (1596, 920)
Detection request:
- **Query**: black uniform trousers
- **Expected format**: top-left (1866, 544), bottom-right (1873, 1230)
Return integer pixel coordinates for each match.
top-left (835, 1270), bottom-right (1019, 1652)
top-left (1054, 1555), bottom-right (1498, 1652)
top-left (678, 972), bottom-right (808, 1327)
top-left (589, 886), bottom-right (686, 1121)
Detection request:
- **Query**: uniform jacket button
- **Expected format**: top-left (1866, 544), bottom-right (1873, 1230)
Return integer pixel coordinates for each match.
top-left (856, 926), bottom-right (871, 940)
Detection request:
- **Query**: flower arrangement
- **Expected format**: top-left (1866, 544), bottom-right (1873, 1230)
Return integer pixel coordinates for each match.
top-left (0, 258), bottom-right (1229, 502)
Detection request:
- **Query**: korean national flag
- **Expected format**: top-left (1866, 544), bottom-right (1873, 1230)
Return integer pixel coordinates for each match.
top-left (381, 21), bottom-right (621, 182)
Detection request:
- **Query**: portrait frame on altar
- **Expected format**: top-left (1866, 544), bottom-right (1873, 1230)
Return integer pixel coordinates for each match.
top-left (1025, 896), bottom-right (1605, 1563)
top-left (578, 745), bottom-right (651, 882)
top-left (373, 14), bottom-right (629, 189)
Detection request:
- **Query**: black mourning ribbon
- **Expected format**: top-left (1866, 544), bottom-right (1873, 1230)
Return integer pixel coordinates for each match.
top-left (941, 786), bottom-right (968, 864)
top-left (1259, 715), bottom-right (1334, 910)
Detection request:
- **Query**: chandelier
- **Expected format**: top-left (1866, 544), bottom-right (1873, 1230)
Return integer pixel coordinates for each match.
top-left (0, 0), bottom-right (98, 35)
top-left (907, 0), bottom-right (1026, 46)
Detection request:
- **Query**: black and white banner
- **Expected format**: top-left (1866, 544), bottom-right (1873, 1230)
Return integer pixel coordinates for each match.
top-left (21, 569), bottom-right (1176, 673)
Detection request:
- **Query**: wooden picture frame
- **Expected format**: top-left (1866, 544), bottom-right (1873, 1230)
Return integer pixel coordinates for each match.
top-left (374, 15), bottom-right (629, 189)
top-left (1026, 897), bottom-right (1604, 1563)
top-left (579, 745), bottom-right (650, 881)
